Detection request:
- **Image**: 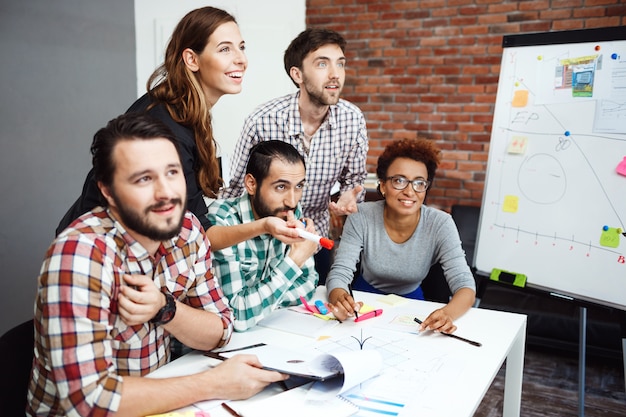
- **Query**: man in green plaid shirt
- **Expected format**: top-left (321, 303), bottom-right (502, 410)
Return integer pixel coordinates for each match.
top-left (207, 141), bottom-right (319, 331)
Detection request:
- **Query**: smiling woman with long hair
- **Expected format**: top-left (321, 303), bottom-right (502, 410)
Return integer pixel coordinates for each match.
top-left (57, 6), bottom-right (248, 234)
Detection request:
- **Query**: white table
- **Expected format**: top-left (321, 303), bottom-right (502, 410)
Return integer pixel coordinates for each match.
top-left (149, 287), bottom-right (527, 417)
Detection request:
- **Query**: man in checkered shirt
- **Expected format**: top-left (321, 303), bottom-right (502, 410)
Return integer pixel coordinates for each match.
top-left (208, 141), bottom-right (319, 332)
top-left (27, 114), bottom-right (287, 416)
top-left (220, 28), bottom-right (369, 284)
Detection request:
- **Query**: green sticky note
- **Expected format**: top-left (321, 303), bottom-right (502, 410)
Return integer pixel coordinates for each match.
top-left (600, 227), bottom-right (620, 248)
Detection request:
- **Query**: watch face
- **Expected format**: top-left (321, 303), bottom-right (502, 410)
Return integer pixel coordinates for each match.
top-left (160, 305), bottom-right (176, 323)
top-left (152, 292), bottom-right (176, 325)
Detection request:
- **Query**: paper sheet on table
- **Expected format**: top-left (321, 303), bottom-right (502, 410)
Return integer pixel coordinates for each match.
top-left (237, 382), bottom-right (359, 417)
top-left (257, 307), bottom-right (339, 336)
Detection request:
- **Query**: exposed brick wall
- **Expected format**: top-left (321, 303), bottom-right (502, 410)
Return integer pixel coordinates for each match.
top-left (306, 0), bottom-right (626, 211)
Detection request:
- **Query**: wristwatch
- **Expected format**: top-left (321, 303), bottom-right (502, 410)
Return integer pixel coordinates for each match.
top-left (150, 290), bottom-right (176, 326)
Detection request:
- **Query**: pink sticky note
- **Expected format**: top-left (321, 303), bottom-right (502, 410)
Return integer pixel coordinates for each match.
top-left (299, 296), bottom-right (319, 314)
top-left (617, 157), bottom-right (626, 176)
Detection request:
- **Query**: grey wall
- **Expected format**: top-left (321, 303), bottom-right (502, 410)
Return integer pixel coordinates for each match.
top-left (0, 1), bottom-right (136, 335)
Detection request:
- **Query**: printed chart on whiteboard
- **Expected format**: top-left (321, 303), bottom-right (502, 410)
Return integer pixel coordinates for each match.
top-left (475, 27), bottom-right (626, 310)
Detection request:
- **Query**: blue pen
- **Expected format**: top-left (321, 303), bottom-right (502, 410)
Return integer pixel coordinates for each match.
top-left (314, 300), bottom-right (329, 315)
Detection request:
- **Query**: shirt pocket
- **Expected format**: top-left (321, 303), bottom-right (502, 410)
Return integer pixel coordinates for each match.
top-left (164, 266), bottom-right (197, 297)
top-left (239, 258), bottom-right (261, 286)
top-left (111, 319), bottom-right (150, 347)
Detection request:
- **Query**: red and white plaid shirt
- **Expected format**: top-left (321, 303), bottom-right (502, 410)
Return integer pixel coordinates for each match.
top-left (27, 207), bottom-right (233, 416)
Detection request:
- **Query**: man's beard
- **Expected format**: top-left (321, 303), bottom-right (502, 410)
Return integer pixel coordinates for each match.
top-left (251, 192), bottom-right (296, 220)
top-left (301, 76), bottom-right (342, 107)
top-left (111, 192), bottom-right (185, 241)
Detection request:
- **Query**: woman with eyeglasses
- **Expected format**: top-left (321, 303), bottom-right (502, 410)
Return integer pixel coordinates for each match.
top-left (326, 138), bottom-right (476, 334)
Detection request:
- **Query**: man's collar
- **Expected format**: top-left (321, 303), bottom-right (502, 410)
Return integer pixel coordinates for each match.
top-left (239, 192), bottom-right (257, 223)
top-left (287, 91), bottom-right (338, 137)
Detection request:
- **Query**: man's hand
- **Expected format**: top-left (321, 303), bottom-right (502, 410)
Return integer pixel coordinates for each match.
top-left (119, 274), bottom-right (166, 326)
top-left (200, 354), bottom-right (288, 400)
top-left (287, 217), bottom-right (319, 267)
top-left (329, 185), bottom-right (363, 216)
top-left (262, 212), bottom-right (301, 244)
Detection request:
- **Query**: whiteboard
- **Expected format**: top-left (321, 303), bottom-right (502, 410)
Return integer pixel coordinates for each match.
top-left (475, 27), bottom-right (626, 310)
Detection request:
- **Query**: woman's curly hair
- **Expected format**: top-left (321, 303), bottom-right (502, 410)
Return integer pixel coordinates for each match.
top-left (376, 137), bottom-right (441, 182)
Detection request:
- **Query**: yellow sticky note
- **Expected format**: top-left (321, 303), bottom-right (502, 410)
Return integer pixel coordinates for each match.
top-left (376, 294), bottom-right (408, 306)
top-left (507, 136), bottom-right (528, 154)
top-left (512, 90), bottom-right (529, 107)
top-left (313, 313), bottom-right (333, 321)
top-left (502, 195), bottom-right (519, 213)
top-left (391, 315), bottom-right (419, 326)
top-left (359, 303), bottom-right (376, 314)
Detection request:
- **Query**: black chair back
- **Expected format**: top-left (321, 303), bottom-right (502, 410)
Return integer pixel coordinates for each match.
top-left (0, 319), bottom-right (34, 416)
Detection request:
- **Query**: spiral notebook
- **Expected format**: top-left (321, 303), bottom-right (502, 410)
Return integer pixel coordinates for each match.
top-left (237, 382), bottom-right (359, 417)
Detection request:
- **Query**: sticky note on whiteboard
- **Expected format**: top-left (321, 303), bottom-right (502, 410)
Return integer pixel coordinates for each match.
top-left (507, 136), bottom-right (528, 154)
top-left (502, 195), bottom-right (519, 213)
top-left (512, 90), bottom-right (529, 107)
top-left (600, 227), bottom-right (620, 248)
top-left (617, 157), bottom-right (626, 176)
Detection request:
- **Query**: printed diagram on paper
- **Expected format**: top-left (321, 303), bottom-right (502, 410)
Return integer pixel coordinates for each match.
top-left (312, 326), bottom-right (465, 409)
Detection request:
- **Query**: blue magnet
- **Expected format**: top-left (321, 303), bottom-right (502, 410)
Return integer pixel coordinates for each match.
top-left (603, 225), bottom-right (609, 231)
top-left (564, 131), bottom-right (570, 137)
top-left (611, 53), bottom-right (618, 60)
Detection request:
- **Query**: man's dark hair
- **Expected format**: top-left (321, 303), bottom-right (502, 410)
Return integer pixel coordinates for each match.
top-left (245, 141), bottom-right (305, 186)
top-left (283, 28), bottom-right (347, 88)
top-left (91, 112), bottom-right (179, 188)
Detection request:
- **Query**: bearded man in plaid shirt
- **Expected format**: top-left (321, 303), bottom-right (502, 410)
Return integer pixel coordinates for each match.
top-left (220, 28), bottom-right (369, 285)
top-left (27, 114), bottom-right (287, 417)
top-left (208, 141), bottom-right (319, 332)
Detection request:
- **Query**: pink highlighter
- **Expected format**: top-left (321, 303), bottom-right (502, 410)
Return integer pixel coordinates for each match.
top-left (353, 309), bottom-right (383, 323)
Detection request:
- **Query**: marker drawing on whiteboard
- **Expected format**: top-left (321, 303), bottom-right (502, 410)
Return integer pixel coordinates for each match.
top-left (296, 228), bottom-right (334, 250)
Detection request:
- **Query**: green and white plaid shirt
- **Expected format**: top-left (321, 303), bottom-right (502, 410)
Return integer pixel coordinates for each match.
top-left (207, 193), bottom-right (318, 331)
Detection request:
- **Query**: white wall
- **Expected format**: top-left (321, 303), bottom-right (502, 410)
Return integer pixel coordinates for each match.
top-left (0, 0), bottom-right (137, 336)
top-left (0, 0), bottom-right (305, 336)
top-left (134, 0), bottom-right (305, 172)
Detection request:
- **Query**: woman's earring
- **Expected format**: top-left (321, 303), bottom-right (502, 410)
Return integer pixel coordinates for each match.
top-left (377, 180), bottom-right (384, 197)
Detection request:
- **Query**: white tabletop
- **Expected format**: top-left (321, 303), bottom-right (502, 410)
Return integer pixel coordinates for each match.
top-left (148, 287), bottom-right (526, 417)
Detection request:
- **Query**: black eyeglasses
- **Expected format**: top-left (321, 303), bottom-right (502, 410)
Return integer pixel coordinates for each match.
top-left (385, 175), bottom-right (430, 193)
